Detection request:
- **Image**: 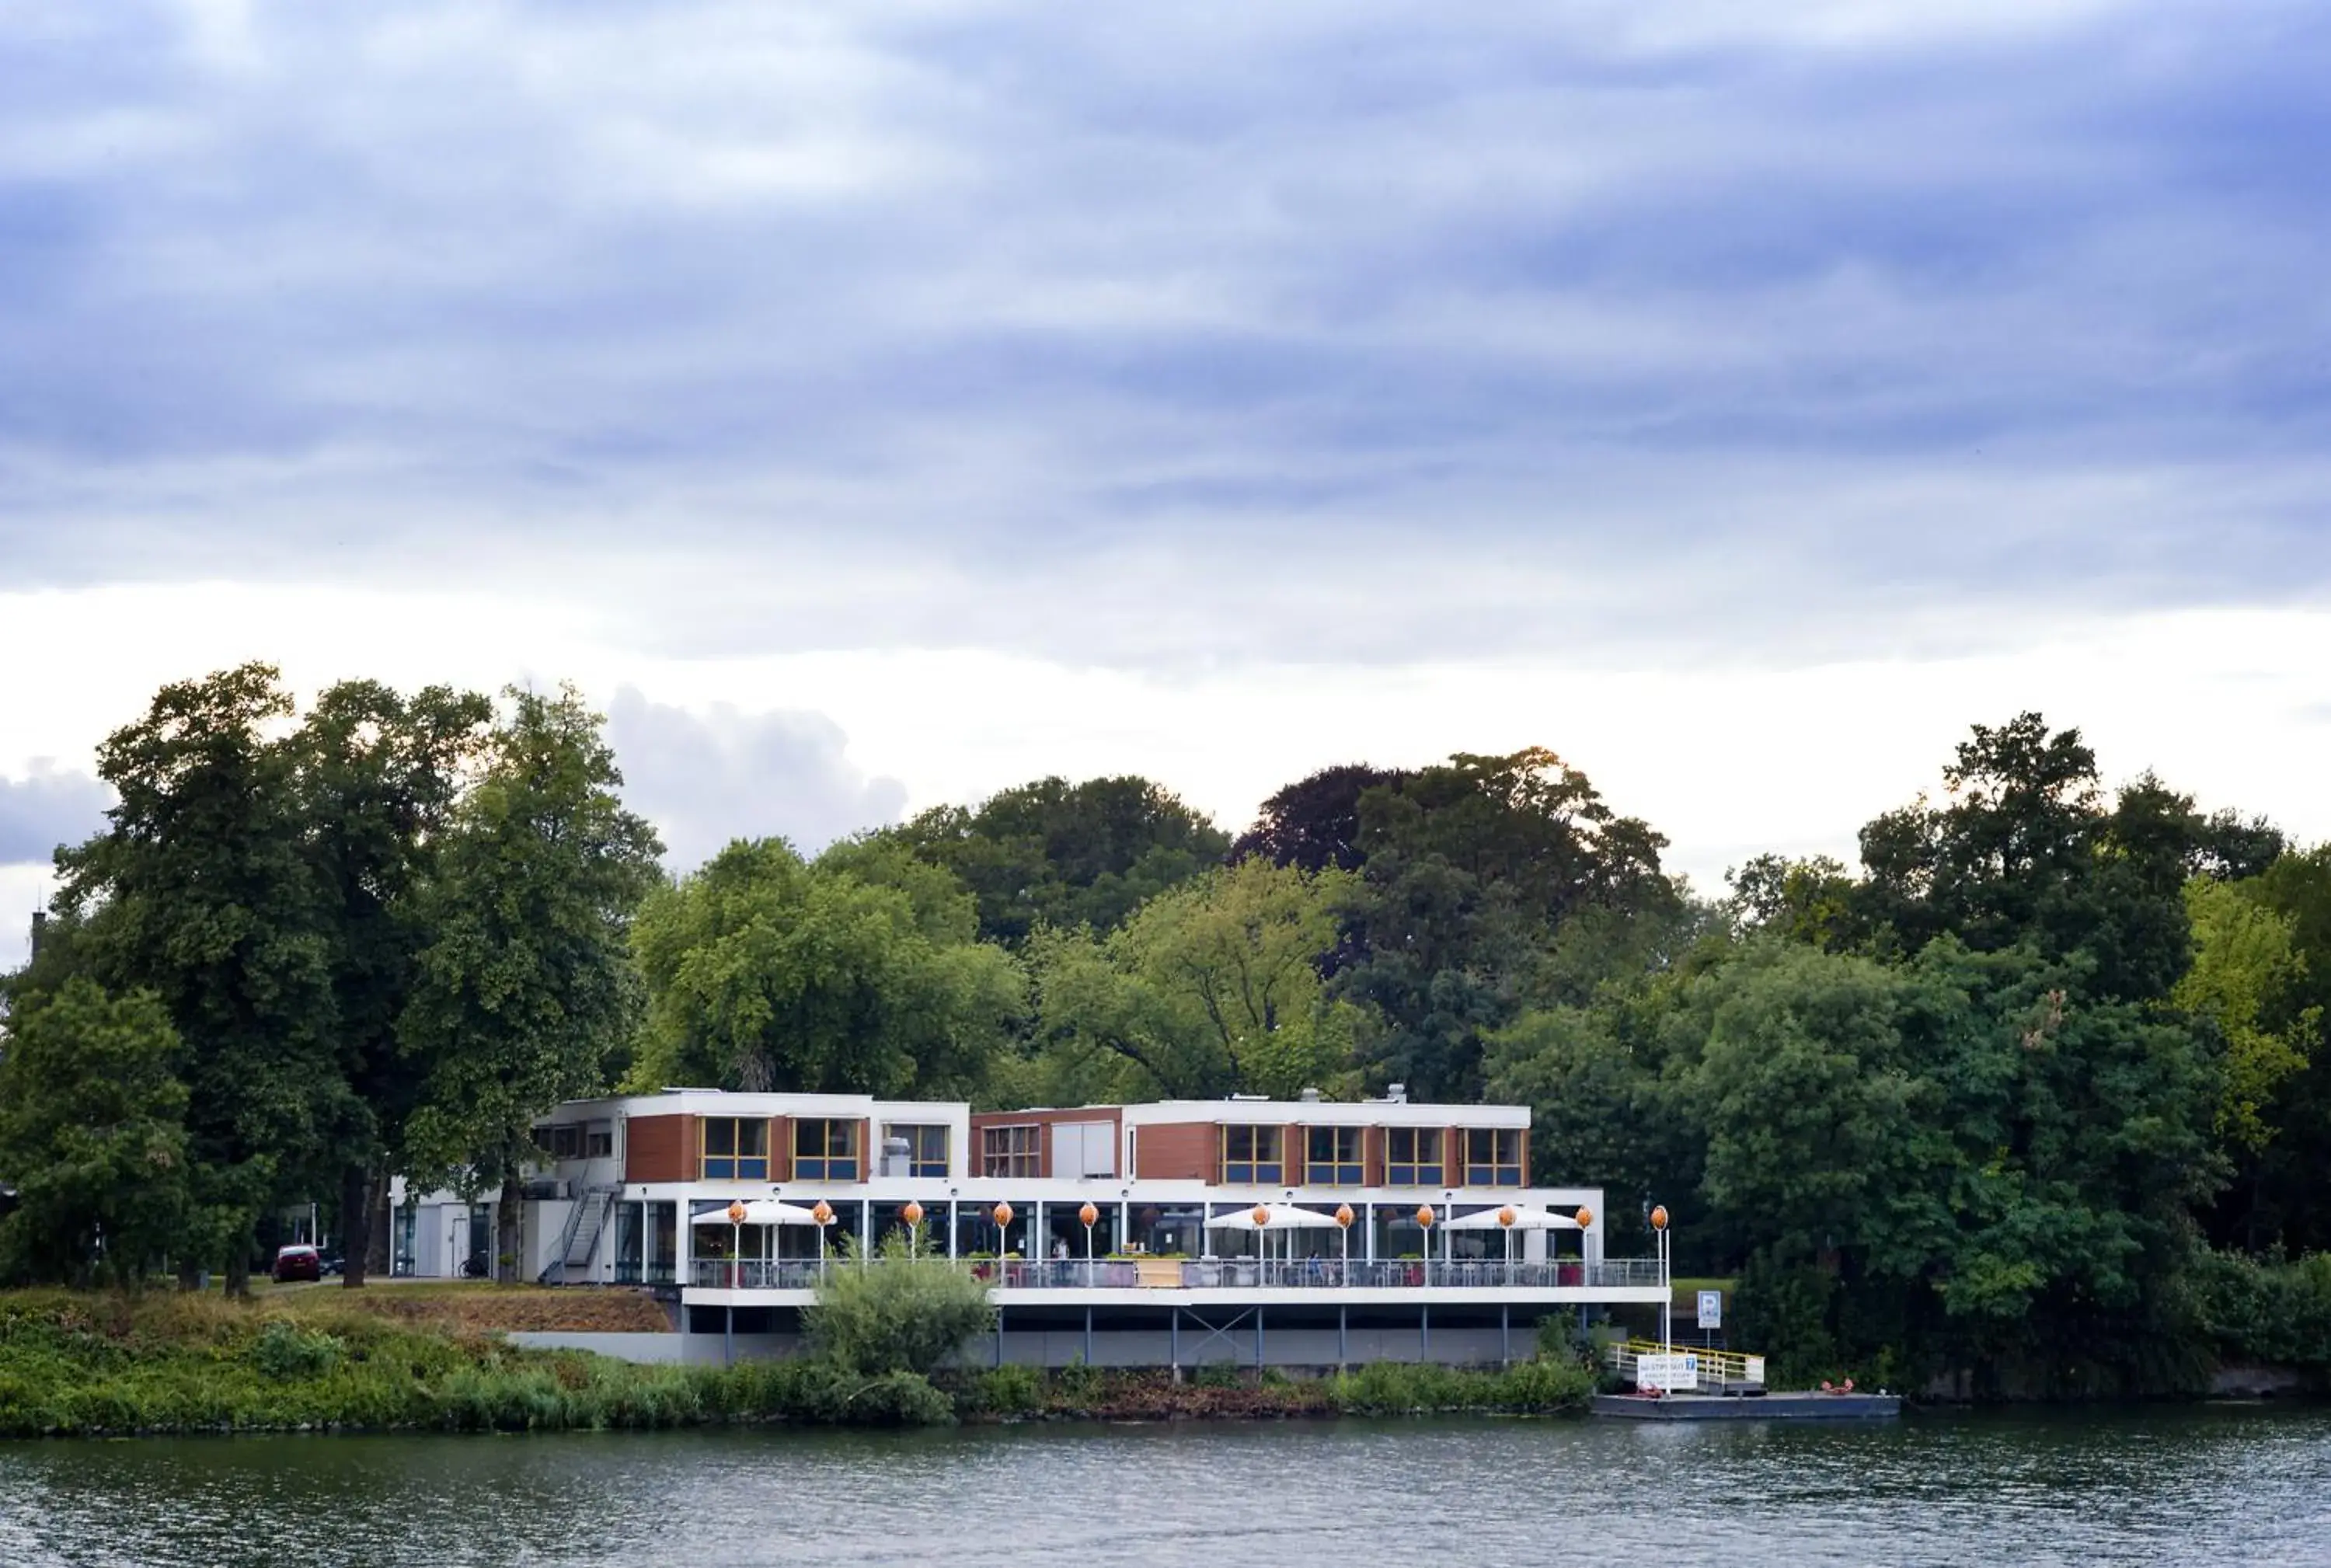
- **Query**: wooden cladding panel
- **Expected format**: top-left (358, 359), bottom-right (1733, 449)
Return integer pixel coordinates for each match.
top-left (1132, 1121), bottom-right (1215, 1181)
top-left (625, 1114), bottom-right (688, 1183)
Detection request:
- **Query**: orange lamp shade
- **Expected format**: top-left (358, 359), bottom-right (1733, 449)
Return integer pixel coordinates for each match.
top-left (1253, 1204), bottom-right (1271, 1227)
top-left (811, 1200), bottom-right (834, 1225)
top-left (725, 1200), bottom-right (747, 1224)
top-left (991, 1201), bottom-right (1014, 1228)
top-left (1078, 1202), bottom-right (1099, 1228)
top-left (901, 1200), bottom-right (925, 1226)
top-left (1574, 1207), bottom-right (1594, 1230)
top-left (1650, 1204), bottom-right (1669, 1232)
top-left (1497, 1207), bottom-right (1517, 1228)
top-left (1334, 1204), bottom-right (1355, 1228)
top-left (1416, 1204), bottom-right (1435, 1228)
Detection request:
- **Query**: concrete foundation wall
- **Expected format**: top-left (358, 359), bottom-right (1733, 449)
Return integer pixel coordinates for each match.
top-left (514, 1325), bottom-right (1531, 1369)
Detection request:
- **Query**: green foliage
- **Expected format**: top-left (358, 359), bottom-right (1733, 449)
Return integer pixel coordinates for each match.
top-left (0, 1291), bottom-right (956, 1435)
top-left (628, 838), bottom-right (1024, 1096)
top-left (249, 1319), bottom-right (346, 1380)
top-left (2175, 877), bottom-right (2318, 1154)
top-left (1336, 747), bottom-right (1675, 1099)
top-left (1027, 858), bottom-right (1368, 1100)
top-left (399, 686), bottom-right (662, 1267)
top-left (805, 1227), bottom-right (995, 1376)
top-left (0, 980), bottom-right (190, 1289)
top-left (876, 775), bottom-right (1230, 948)
top-left (965, 1362), bottom-right (1043, 1416)
top-left (1325, 1357), bottom-right (1593, 1414)
top-left (2187, 1251), bottom-right (2331, 1371)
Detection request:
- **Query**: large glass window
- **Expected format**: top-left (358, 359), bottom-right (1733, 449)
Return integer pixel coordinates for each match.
top-left (1386, 1127), bottom-right (1443, 1186)
top-left (1465, 1127), bottom-right (1523, 1186)
top-left (699, 1117), bottom-right (769, 1181)
top-left (1219, 1124), bottom-right (1284, 1186)
top-left (887, 1124), bottom-right (950, 1178)
top-left (535, 1123), bottom-right (584, 1160)
top-left (981, 1124), bottom-right (1041, 1179)
top-left (793, 1118), bottom-right (860, 1181)
top-left (586, 1120), bottom-right (614, 1159)
top-left (1306, 1126), bottom-right (1364, 1186)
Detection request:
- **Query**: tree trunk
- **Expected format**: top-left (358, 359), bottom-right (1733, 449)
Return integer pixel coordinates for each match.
top-left (340, 1162), bottom-right (372, 1288)
top-left (497, 1169), bottom-right (524, 1284)
top-left (177, 1257), bottom-right (203, 1293)
top-left (366, 1171), bottom-right (393, 1281)
top-left (225, 1249), bottom-right (252, 1299)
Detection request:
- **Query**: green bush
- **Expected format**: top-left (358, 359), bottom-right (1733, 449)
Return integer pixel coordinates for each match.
top-left (965, 1363), bottom-right (1043, 1416)
top-left (249, 1320), bottom-right (345, 1380)
top-left (807, 1227), bottom-right (995, 1376)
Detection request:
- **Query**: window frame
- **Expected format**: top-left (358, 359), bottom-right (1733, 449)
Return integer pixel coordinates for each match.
top-left (1305, 1125), bottom-right (1364, 1186)
top-left (792, 1117), bottom-right (862, 1182)
top-left (981, 1124), bottom-right (1042, 1179)
top-left (1386, 1126), bottom-right (1444, 1186)
top-left (1465, 1127), bottom-right (1523, 1186)
top-left (887, 1124), bottom-right (951, 1179)
top-left (699, 1116), bottom-right (770, 1182)
top-left (1218, 1124), bottom-right (1284, 1186)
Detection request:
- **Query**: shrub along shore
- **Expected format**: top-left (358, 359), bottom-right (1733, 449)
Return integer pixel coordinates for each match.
top-left (0, 1291), bottom-right (1595, 1438)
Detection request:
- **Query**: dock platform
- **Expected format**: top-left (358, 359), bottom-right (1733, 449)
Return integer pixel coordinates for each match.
top-left (1593, 1391), bottom-right (1901, 1420)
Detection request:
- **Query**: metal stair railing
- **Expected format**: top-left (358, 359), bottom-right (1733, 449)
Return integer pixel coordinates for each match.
top-left (538, 1186), bottom-right (618, 1284)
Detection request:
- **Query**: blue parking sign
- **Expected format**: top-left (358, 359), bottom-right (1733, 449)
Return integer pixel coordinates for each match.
top-left (1697, 1289), bottom-right (1723, 1329)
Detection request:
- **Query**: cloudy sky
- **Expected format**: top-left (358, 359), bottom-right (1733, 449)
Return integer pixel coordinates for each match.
top-left (6, 0), bottom-right (2331, 964)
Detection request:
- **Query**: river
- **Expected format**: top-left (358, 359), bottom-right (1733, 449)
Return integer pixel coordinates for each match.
top-left (2, 1406), bottom-right (2326, 1566)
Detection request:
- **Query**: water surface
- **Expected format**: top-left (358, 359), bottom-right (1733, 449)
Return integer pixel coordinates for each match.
top-left (2, 1406), bottom-right (2326, 1566)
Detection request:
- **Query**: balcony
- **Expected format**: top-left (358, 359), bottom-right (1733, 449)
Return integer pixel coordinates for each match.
top-left (685, 1256), bottom-right (1663, 1292)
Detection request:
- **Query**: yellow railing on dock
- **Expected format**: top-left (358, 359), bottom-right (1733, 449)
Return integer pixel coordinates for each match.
top-left (1609, 1339), bottom-right (1765, 1390)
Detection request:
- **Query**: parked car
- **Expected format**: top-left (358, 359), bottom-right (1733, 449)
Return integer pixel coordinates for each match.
top-left (272, 1243), bottom-right (322, 1283)
top-left (319, 1250), bottom-right (345, 1277)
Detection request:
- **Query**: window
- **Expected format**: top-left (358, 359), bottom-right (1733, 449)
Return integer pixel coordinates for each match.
top-left (536, 1124), bottom-right (583, 1161)
top-left (982, 1124), bottom-right (1041, 1179)
top-left (1465, 1127), bottom-right (1523, 1186)
top-left (586, 1121), bottom-right (614, 1159)
top-left (699, 1117), bottom-right (769, 1181)
top-left (1386, 1127), bottom-right (1443, 1186)
top-left (1219, 1124), bottom-right (1284, 1186)
top-left (793, 1118), bottom-right (861, 1181)
top-left (888, 1124), bottom-right (950, 1179)
top-left (1306, 1126), bottom-right (1364, 1186)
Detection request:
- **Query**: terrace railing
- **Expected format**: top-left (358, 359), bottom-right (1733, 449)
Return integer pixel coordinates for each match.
top-left (684, 1255), bottom-right (1662, 1291)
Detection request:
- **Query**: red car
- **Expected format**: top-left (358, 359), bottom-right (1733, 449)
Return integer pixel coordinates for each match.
top-left (272, 1244), bottom-right (322, 1283)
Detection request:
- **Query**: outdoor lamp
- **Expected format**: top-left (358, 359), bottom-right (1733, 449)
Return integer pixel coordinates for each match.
top-left (1333, 1204), bottom-right (1354, 1228)
top-left (1078, 1201), bottom-right (1099, 1228)
top-left (1574, 1206), bottom-right (1594, 1230)
top-left (902, 1200), bottom-right (925, 1226)
top-left (1497, 1207), bottom-right (1517, 1228)
top-left (1253, 1204), bottom-right (1271, 1227)
top-left (725, 1200), bottom-right (746, 1224)
top-left (1650, 1204), bottom-right (1669, 1231)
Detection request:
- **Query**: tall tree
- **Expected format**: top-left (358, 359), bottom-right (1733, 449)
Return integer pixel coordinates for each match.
top-left (1336, 747), bottom-right (1674, 1099)
top-left (1027, 858), bottom-right (1368, 1102)
top-left (877, 775), bottom-right (1229, 946)
top-left (291, 680), bottom-right (493, 1288)
top-left (1232, 763), bottom-right (1408, 873)
top-left (48, 664), bottom-right (345, 1293)
top-left (0, 979), bottom-right (190, 1290)
top-left (399, 687), bottom-right (662, 1283)
top-left (628, 837), bottom-right (1026, 1098)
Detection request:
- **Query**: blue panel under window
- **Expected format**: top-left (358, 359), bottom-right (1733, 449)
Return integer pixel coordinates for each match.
top-left (910, 1159), bottom-right (946, 1179)
top-left (738, 1158), bottom-right (768, 1180)
top-left (1319, 1165), bottom-right (1364, 1186)
top-left (703, 1158), bottom-right (736, 1179)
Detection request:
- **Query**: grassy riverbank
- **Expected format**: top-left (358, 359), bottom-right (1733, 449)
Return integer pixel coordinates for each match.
top-left (0, 1291), bottom-right (1594, 1437)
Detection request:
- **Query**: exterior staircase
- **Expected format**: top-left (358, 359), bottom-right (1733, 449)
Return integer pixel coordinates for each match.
top-left (539, 1185), bottom-right (619, 1284)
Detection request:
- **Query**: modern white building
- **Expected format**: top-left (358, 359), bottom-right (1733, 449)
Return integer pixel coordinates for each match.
top-left (392, 1086), bottom-right (1668, 1367)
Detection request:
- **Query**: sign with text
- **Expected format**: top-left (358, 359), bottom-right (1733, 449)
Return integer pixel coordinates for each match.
top-left (1698, 1289), bottom-right (1723, 1329)
top-left (1636, 1353), bottom-right (1699, 1392)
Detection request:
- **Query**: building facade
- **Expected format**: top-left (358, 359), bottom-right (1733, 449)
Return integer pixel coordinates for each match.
top-left (395, 1087), bottom-right (1667, 1367)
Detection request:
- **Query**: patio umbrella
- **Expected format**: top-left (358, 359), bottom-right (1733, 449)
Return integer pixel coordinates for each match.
top-left (1202, 1204), bottom-right (1346, 1232)
top-left (692, 1200), bottom-right (825, 1281)
top-left (1441, 1206), bottom-right (1579, 1230)
top-left (1204, 1204), bottom-right (1344, 1273)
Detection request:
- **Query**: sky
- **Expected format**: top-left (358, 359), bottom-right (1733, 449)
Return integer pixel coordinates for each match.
top-left (5, 0), bottom-right (2331, 967)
